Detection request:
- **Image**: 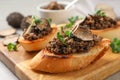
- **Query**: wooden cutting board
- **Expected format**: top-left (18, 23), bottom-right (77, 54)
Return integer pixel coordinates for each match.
top-left (0, 42), bottom-right (120, 80)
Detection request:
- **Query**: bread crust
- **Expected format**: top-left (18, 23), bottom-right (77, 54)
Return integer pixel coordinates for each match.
top-left (30, 39), bottom-right (110, 73)
top-left (91, 25), bottom-right (120, 40)
top-left (18, 27), bottom-right (57, 51)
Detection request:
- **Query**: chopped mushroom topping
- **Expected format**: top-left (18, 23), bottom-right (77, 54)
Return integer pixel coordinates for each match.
top-left (80, 14), bottom-right (117, 30)
top-left (23, 16), bottom-right (52, 41)
top-left (46, 26), bottom-right (102, 55)
top-left (46, 34), bottom-right (102, 55)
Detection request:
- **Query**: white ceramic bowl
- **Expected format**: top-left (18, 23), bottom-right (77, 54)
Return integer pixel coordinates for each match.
top-left (37, 1), bottom-right (78, 24)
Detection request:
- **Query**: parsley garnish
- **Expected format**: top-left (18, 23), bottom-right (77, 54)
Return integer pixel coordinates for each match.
top-left (47, 18), bottom-right (52, 24)
top-left (68, 16), bottom-right (79, 24)
top-left (57, 32), bottom-right (65, 44)
top-left (7, 43), bottom-right (17, 51)
top-left (95, 9), bottom-right (105, 16)
top-left (65, 23), bottom-right (73, 28)
top-left (57, 30), bottom-right (72, 44)
top-left (110, 38), bottom-right (120, 53)
top-left (65, 30), bottom-right (72, 38)
top-left (32, 16), bottom-right (41, 24)
top-left (65, 16), bottom-right (79, 28)
top-left (35, 18), bottom-right (41, 24)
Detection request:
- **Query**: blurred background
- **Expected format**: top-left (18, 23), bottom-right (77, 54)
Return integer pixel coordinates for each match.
top-left (0, 0), bottom-right (120, 80)
top-left (0, 0), bottom-right (120, 29)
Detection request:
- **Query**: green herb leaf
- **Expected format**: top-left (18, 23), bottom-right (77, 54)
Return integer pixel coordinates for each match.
top-left (48, 18), bottom-right (52, 24)
top-left (32, 16), bottom-right (41, 24)
top-left (68, 16), bottom-right (79, 24)
top-left (65, 23), bottom-right (73, 28)
top-left (60, 26), bottom-right (64, 33)
top-left (65, 16), bottom-right (79, 28)
top-left (32, 16), bottom-right (36, 19)
top-left (96, 9), bottom-right (101, 15)
top-left (110, 38), bottom-right (120, 53)
top-left (95, 9), bottom-right (106, 16)
top-left (35, 18), bottom-right (41, 24)
top-left (7, 43), bottom-right (17, 51)
top-left (101, 12), bottom-right (105, 16)
top-left (57, 32), bottom-right (65, 44)
top-left (65, 30), bottom-right (71, 38)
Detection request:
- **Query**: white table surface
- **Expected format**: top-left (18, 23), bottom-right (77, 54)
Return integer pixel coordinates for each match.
top-left (0, 0), bottom-right (120, 80)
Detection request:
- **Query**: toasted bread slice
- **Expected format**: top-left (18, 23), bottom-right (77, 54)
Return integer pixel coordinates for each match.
top-left (58, 21), bottom-right (120, 40)
top-left (30, 38), bottom-right (110, 73)
top-left (18, 27), bottom-right (57, 52)
top-left (91, 25), bottom-right (120, 40)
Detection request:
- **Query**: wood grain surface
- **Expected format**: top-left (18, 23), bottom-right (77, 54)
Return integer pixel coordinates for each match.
top-left (0, 42), bottom-right (120, 80)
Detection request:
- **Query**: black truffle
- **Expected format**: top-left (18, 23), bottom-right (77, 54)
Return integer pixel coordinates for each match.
top-left (7, 12), bottom-right (24, 28)
top-left (21, 16), bottom-right (32, 30)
